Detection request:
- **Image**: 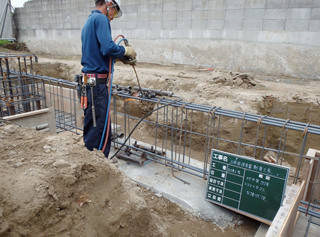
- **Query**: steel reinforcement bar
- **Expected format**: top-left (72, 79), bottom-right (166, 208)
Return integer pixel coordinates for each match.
top-left (1, 56), bottom-right (320, 184)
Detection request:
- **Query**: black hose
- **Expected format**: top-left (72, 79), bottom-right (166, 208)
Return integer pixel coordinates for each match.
top-left (110, 97), bottom-right (182, 160)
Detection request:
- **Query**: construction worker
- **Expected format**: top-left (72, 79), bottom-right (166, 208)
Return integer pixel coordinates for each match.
top-left (81, 0), bottom-right (136, 158)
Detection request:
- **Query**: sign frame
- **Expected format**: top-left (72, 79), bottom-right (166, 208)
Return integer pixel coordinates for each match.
top-left (206, 149), bottom-right (290, 225)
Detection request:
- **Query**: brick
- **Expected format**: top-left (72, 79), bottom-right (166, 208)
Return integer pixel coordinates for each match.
top-left (263, 19), bottom-right (285, 30)
top-left (245, 0), bottom-right (266, 8)
top-left (285, 20), bottom-right (309, 31)
top-left (287, 8), bottom-right (311, 19)
top-left (311, 8), bottom-right (320, 19)
top-left (288, 0), bottom-right (313, 8)
top-left (264, 9), bottom-right (287, 19)
top-left (243, 19), bottom-right (263, 30)
top-left (309, 20), bottom-right (320, 32)
top-left (245, 9), bottom-right (265, 19)
top-left (226, 0), bottom-right (245, 9)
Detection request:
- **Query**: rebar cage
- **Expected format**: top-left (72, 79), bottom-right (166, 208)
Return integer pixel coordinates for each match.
top-left (1, 53), bottom-right (320, 235)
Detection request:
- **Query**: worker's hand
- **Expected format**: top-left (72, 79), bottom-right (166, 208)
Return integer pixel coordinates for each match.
top-left (124, 46), bottom-right (137, 59)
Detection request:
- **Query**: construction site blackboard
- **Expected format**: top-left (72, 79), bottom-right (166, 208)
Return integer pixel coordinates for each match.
top-left (206, 149), bottom-right (289, 224)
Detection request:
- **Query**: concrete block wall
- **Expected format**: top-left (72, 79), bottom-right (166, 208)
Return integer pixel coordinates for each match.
top-left (0, 0), bottom-right (14, 39)
top-left (14, 0), bottom-right (320, 79)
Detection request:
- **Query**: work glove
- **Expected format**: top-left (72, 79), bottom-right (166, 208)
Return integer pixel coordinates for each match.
top-left (124, 46), bottom-right (137, 59)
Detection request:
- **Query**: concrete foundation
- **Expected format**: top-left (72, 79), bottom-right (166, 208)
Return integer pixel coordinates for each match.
top-left (2, 107), bottom-right (56, 133)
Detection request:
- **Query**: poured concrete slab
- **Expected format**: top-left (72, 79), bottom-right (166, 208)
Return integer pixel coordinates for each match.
top-left (116, 157), bottom-right (239, 229)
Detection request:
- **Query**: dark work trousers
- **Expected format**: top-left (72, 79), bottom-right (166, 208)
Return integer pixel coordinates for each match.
top-left (83, 83), bottom-right (112, 158)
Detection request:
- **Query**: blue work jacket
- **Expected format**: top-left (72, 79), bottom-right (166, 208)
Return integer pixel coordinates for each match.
top-left (81, 10), bottom-right (125, 73)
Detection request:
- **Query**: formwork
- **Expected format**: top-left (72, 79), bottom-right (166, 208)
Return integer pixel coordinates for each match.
top-left (1, 53), bottom-right (320, 235)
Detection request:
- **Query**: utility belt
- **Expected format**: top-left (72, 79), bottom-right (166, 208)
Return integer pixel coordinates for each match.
top-left (81, 73), bottom-right (109, 85)
top-left (75, 73), bottom-right (110, 128)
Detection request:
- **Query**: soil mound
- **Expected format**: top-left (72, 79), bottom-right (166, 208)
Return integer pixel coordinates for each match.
top-left (0, 122), bottom-right (256, 236)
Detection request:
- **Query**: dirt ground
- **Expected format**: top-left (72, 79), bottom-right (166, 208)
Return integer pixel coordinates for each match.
top-left (0, 122), bottom-right (258, 237)
top-left (1, 48), bottom-right (320, 236)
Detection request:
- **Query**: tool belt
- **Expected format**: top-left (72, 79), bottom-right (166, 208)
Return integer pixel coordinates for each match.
top-left (76, 73), bottom-right (110, 127)
top-left (82, 73), bottom-right (109, 84)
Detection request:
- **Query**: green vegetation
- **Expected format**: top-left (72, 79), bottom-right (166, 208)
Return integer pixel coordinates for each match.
top-left (0, 40), bottom-right (10, 47)
top-left (0, 40), bottom-right (29, 52)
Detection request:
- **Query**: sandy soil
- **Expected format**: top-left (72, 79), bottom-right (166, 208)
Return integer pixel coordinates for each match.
top-left (0, 122), bottom-right (258, 236)
top-left (2, 48), bottom-right (320, 236)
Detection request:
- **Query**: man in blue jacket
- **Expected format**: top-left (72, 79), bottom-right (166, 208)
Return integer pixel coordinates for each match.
top-left (81, 0), bottom-right (136, 158)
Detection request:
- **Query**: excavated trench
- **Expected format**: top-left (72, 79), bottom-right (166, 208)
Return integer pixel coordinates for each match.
top-left (31, 61), bottom-right (320, 169)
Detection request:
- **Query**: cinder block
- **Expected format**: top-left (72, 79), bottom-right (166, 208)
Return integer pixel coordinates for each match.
top-left (163, 20), bottom-right (177, 30)
top-left (207, 10), bottom-right (226, 20)
top-left (126, 19), bottom-right (137, 29)
top-left (192, 0), bottom-right (208, 10)
top-left (263, 19), bottom-right (285, 31)
top-left (226, 0), bottom-right (245, 9)
top-left (137, 20), bottom-right (150, 30)
top-left (149, 21), bottom-right (162, 30)
top-left (285, 20), bottom-right (309, 32)
top-left (264, 9), bottom-right (287, 19)
top-left (207, 20), bottom-right (225, 30)
top-left (191, 19), bottom-right (208, 30)
top-left (266, 0), bottom-right (287, 8)
top-left (163, 0), bottom-right (177, 11)
top-left (242, 31), bottom-right (260, 41)
top-left (314, 0), bottom-right (320, 7)
top-left (192, 10), bottom-right (208, 22)
top-left (208, 0), bottom-right (226, 9)
top-left (245, 9), bottom-right (265, 19)
top-left (287, 8), bottom-right (311, 19)
top-left (172, 29), bottom-right (190, 39)
top-left (287, 32), bottom-right (320, 46)
top-left (245, 0), bottom-right (266, 8)
top-left (288, 0), bottom-right (313, 8)
top-left (149, 11), bottom-right (161, 21)
top-left (309, 20), bottom-right (320, 32)
top-left (163, 11), bottom-right (177, 22)
top-left (225, 9), bottom-right (244, 20)
top-left (176, 0), bottom-right (193, 11)
top-left (138, 13), bottom-right (149, 22)
top-left (311, 8), bottom-right (320, 19)
top-left (207, 29), bottom-right (223, 39)
top-left (177, 19), bottom-right (192, 29)
top-left (148, 29), bottom-right (161, 39)
top-left (225, 19), bottom-right (243, 30)
top-left (125, 4), bottom-right (137, 14)
top-left (243, 19), bottom-right (263, 31)
top-left (177, 10), bottom-right (192, 21)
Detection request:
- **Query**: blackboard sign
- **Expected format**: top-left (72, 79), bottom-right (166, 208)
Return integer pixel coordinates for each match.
top-left (206, 149), bottom-right (289, 224)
